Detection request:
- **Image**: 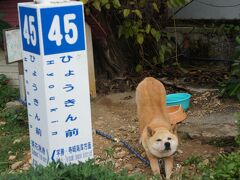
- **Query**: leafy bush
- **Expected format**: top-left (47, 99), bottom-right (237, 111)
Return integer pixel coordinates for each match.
top-left (0, 74), bottom-right (19, 108)
top-left (220, 63), bottom-right (240, 100)
top-left (177, 152), bottom-right (240, 179)
top-left (82, 0), bottom-right (189, 70)
top-left (218, 24), bottom-right (240, 100)
top-left (202, 152), bottom-right (240, 180)
top-left (0, 161), bottom-right (144, 180)
top-left (183, 155), bottom-right (202, 166)
top-left (0, 18), bottom-right (11, 47)
top-left (0, 106), bottom-right (28, 126)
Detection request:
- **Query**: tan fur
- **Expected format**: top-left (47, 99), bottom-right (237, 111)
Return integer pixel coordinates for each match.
top-left (136, 77), bottom-right (178, 179)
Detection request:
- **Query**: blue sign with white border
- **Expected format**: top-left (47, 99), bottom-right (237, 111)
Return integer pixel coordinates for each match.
top-left (19, 7), bottom-right (40, 55)
top-left (40, 5), bottom-right (85, 55)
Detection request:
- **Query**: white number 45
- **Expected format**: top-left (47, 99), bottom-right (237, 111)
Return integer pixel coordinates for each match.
top-left (48, 14), bottom-right (78, 46)
top-left (23, 15), bottom-right (37, 46)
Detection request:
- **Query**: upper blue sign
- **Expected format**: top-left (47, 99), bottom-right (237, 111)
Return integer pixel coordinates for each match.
top-left (19, 7), bottom-right (40, 55)
top-left (40, 5), bottom-right (86, 55)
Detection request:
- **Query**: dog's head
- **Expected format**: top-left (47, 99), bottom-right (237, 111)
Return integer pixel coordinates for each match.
top-left (146, 126), bottom-right (178, 158)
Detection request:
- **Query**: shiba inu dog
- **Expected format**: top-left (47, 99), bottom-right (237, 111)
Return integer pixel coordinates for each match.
top-left (136, 77), bottom-right (178, 179)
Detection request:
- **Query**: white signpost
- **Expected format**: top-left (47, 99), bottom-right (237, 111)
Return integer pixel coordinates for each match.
top-left (18, 1), bottom-right (93, 166)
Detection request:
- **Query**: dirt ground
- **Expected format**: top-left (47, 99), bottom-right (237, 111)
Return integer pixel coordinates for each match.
top-left (6, 63), bottom-right (239, 176)
top-left (91, 91), bottom-right (230, 176)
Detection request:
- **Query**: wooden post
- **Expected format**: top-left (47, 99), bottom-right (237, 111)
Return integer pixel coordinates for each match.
top-left (18, 61), bottom-right (26, 101)
top-left (86, 23), bottom-right (97, 98)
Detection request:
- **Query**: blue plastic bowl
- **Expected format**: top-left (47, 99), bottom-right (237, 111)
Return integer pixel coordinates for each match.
top-left (166, 93), bottom-right (191, 111)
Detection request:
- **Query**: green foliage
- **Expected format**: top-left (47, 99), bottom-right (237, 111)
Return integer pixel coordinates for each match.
top-left (202, 152), bottom-right (240, 180)
top-left (0, 74), bottom-right (19, 109)
top-left (0, 76), bottom-right (27, 173)
top-left (209, 23), bottom-right (240, 101)
top-left (235, 113), bottom-right (240, 146)
top-left (0, 19), bottom-right (11, 47)
top-left (0, 107), bottom-right (28, 125)
top-left (167, 0), bottom-right (189, 8)
top-left (177, 152), bottom-right (240, 179)
top-left (0, 107), bottom-right (28, 173)
top-left (104, 147), bottom-right (115, 158)
top-left (135, 64), bottom-right (143, 73)
top-left (183, 155), bottom-right (202, 166)
top-left (81, 0), bottom-right (188, 71)
top-left (1, 161), bottom-right (144, 179)
top-left (220, 63), bottom-right (240, 100)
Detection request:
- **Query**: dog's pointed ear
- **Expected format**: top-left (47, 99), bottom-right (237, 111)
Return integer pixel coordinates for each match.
top-left (170, 124), bottom-right (177, 134)
top-left (147, 126), bottom-right (155, 137)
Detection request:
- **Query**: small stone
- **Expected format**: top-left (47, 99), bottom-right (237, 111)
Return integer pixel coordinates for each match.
top-left (114, 150), bottom-right (127, 159)
top-left (123, 163), bottom-right (134, 171)
top-left (176, 163), bottom-right (182, 169)
top-left (6, 101), bottom-right (23, 109)
top-left (8, 155), bottom-right (16, 161)
top-left (115, 162), bottom-right (121, 168)
top-left (188, 132), bottom-right (201, 139)
top-left (13, 139), bottom-right (21, 144)
top-left (11, 161), bottom-right (24, 170)
top-left (22, 163), bottom-right (30, 171)
top-left (201, 132), bottom-right (216, 138)
top-left (175, 164), bottom-right (182, 173)
top-left (0, 121), bottom-right (6, 126)
top-left (115, 147), bottom-right (122, 152)
top-left (203, 159), bottom-right (209, 166)
top-left (118, 127), bottom-right (126, 131)
top-left (133, 168), bottom-right (142, 173)
top-left (28, 158), bottom-right (32, 164)
top-left (177, 149), bottom-right (183, 154)
top-left (26, 151), bottom-right (31, 157)
top-left (193, 100), bottom-right (198, 104)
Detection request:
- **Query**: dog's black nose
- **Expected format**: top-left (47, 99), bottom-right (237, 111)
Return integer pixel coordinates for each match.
top-left (165, 142), bottom-right (171, 150)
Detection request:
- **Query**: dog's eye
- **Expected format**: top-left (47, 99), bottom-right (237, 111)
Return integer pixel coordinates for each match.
top-left (168, 137), bottom-right (172, 140)
top-left (156, 139), bottom-right (162, 142)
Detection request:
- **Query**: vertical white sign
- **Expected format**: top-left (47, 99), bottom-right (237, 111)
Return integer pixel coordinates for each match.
top-left (18, 1), bottom-right (93, 167)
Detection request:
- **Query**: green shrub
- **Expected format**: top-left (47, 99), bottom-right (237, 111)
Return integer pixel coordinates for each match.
top-left (0, 106), bottom-right (28, 127)
top-left (202, 152), bottom-right (240, 180)
top-left (0, 161), bottom-right (144, 180)
top-left (0, 74), bottom-right (19, 108)
top-left (82, 0), bottom-right (188, 70)
top-left (220, 63), bottom-right (240, 100)
top-left (183, 155), bottom-right (202, 166)
top-left (0, 18), bottom-right (11, 47)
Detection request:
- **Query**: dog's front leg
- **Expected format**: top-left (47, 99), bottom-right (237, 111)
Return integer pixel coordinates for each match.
top-left (164, 156), bottom-right (173, 179)
top-left (146, 151), bottom-right (160, 175)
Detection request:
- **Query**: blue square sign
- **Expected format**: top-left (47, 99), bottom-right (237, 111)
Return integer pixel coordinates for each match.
top-left (40, 5), bottom-right (86, 55)
top-left (19, 7), bottom-right (40, 55)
